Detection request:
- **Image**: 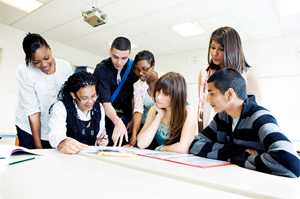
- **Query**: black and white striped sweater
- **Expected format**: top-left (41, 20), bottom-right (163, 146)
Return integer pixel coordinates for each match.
top-left (190, 96), bottom-right (300, 178)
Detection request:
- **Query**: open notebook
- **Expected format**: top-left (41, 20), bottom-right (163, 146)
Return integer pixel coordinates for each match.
top-left (0, 144), bottom-right (43, 159)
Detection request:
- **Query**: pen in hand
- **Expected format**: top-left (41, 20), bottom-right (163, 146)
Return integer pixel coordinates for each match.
top-left (97, 133), bottom-right (109, 146)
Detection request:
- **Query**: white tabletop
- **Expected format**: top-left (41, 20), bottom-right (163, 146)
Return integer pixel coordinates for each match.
top-left (79, 147), bottom-right (300, 199)
top-left (0, 149), bottom-right (250, 199)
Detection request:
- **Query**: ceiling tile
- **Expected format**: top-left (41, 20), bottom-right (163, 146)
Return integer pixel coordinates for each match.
top-left (0, 16), bottom-right (15, 25)
top-left (279, 14), bottom-right (300, 35)
top-left (80, 0), bottom-right (116, 7)
top-left (126, 0), bottom-right (176, 14)
top-left (130, 34), bottom-right (159, 47)
top-left (196, 13), bottom-right (239, 33)
top-left (172, 0), bottom-right (195, 5)
top-left (146, 28), bottom-right (181, 42)
top-left (125, 15), bottom-right (165, 33)
top-left (149, 6), bottom-right (193, 27)
top-left (220, 0), bottom-right (271, 12)
top-left (176, 46), bottom-right (198, 52)
top-left (242, 20), bottom-right (283, 38)
top-left (162, 38), bottom-right (194, 49)
top-left (102, 1), bottom-right (145, 22)
top-left (11, 21), bottom-right (44, 33)
top-left (39, 0), bottom-right (52, 3)
top-left (104, 23), bottom-right (141, 38)
top-left (0, 3), bottom-right (28, 22)
top-left (86, 30), bottom-right (117, 43)
top-left (179, 0), bottom-right (227, 20)
top-left (142, 43), bottom-right (172, 54)
top-left (231, 3), bottom-right (278, 26)
top-left (85, 44), bottom-right (110, 56)
top-left (31, 5), bottom-right (73, 25)
top-left (1, 0), bottom-right (298, 60)
top-left (63, 35), bottom-right (103, 49)
top-left (250, 32), bottom-right (284, 40)
top-left (11, 14), bottom-right (57, 33)
top-left (184, 33), bottom-right (210, 48)
top-left (42, 26), bottom-right (83, 42)
top-left (47, 0), bottom-right (91, 18)
top-left (233, 26), bottom-right (251, 41)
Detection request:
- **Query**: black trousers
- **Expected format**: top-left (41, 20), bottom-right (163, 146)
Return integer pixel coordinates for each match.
top-left (105, 113), bottom-right (131, 146)
top-left (16, 125), bottom-right (52, 149)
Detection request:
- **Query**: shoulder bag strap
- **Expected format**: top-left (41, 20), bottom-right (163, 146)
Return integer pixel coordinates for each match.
top-left (111, 59), bottom-right (133, 104)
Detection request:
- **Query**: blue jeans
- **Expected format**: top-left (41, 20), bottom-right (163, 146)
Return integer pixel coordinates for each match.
top-left (16, 126), bottom-right (51, 149)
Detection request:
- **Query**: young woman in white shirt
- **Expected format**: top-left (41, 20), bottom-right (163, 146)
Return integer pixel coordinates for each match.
top-left (16, 33), bottom-right (73, 149)
top-left (48, 71), bottom-right (108, 154)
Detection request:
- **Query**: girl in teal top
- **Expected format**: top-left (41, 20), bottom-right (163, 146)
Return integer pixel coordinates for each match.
top-left (137, 72), bottom-right (197, 153)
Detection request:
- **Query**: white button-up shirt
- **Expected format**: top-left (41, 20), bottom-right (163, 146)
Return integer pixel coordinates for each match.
top-left (15, 58), bottom-right (73, 140)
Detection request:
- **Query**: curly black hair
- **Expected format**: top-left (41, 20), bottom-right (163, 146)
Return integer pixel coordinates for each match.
top-left (56, 71), bottom-right (101, 134)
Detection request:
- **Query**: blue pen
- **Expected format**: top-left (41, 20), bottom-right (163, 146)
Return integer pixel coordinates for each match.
top-left (101, 137), bottom-right (108, 140)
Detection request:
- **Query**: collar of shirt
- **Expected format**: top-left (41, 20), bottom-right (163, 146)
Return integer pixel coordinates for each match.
top-left (74, 102), bottom-right (91, 121)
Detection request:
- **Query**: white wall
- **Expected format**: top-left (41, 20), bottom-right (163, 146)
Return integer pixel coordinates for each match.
top-left (156, 33), bottom-right (300, 141)
top-left (0, 23), bottom-right (104, 129)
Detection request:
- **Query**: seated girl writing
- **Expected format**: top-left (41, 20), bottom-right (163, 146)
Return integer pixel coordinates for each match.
top-left (136, 72), bottom-right (196, 153)
top-left (48, 71), bottom-right (108, 154)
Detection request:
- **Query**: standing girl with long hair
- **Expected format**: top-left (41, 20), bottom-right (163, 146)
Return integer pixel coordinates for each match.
top-left (137, 72), bottom-right (196, 153)
top-left (198, 26), bottom-right (260, 132)
top-left (48, 71), bottom-right (108, 154)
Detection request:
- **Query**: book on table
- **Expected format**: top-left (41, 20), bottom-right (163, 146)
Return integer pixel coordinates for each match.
top-left (0, 144), bottom-right (43, 159)
top-left (80, 146), bottom-right (138, 157)
top-left (136, 151), bottom-right (232, 168)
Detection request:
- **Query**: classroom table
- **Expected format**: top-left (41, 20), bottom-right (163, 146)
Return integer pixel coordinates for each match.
top-left (0, 149), bottom-right (250, 199)
top-left (80, 147), bottom-right (300, 199)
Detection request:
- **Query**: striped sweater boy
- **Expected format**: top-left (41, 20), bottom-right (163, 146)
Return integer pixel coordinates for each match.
top-left (190, 96), bottom-right (300, 178)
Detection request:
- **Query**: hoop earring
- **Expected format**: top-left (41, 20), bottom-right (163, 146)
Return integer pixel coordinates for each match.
top-left (73, 99), bottom-right (76, 104)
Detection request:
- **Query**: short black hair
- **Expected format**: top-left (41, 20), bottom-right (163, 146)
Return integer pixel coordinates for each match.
top-left (207, 67), bottom-right (247, 100)
top-left (22, 33), bottom-right (50, 66)
top-left (111, 37), bottom-right (131, 51)
top-left (133, 50), bottom-right (155, 67)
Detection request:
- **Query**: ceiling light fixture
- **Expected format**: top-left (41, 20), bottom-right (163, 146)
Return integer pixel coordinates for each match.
top-left (274, 0), bottom-right (300, 18)
top-left (107, 42), bottom-right (138, 49)
top-left (0, 0), bottom-right (43, 13)
top-left (171, 22), bottom-right (205, 37)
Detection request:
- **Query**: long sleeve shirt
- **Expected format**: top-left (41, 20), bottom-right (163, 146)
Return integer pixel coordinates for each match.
top-left (190, 95), bottom-right (300, 178)
top-left (48, 101), bottom-right (106, 148)
top-left (16, 58), bottom-right (73, 140)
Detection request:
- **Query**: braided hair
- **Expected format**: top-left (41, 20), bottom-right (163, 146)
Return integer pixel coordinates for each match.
top-left (57, 71), bottom-right (101, 134)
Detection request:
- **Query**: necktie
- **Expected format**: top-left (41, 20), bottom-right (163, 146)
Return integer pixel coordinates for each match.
top-left (117, 69), bottom-right (122, 84)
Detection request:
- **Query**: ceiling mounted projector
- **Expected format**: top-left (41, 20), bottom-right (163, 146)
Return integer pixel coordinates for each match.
top-left (82, 7), bottom-right (107, 27)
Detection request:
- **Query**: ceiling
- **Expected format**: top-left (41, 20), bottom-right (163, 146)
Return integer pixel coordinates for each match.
top-left (1, 0), bottom-right (300, 58)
